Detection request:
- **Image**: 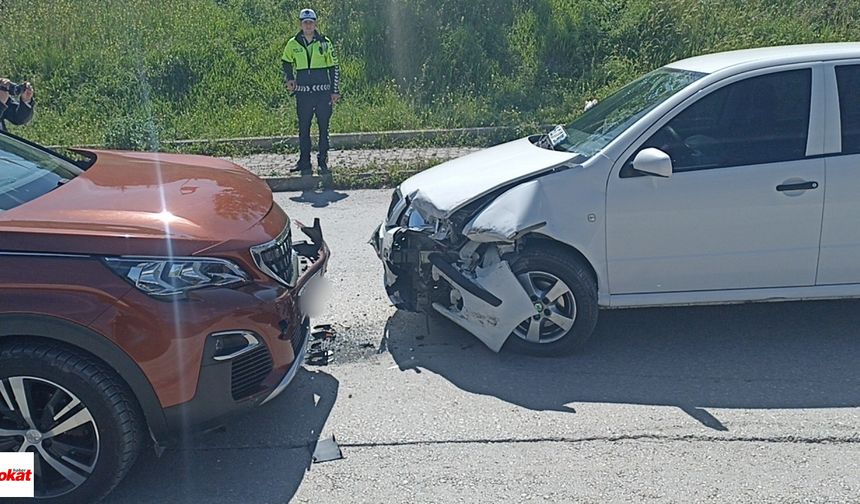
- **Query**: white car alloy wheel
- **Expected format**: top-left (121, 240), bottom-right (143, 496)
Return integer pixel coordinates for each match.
top-left (504, 246), bottom-right (599, 356)
top-left (0, 376), bottom-right (100, 499)
top-left (512, 271), bottom-right (578, 344)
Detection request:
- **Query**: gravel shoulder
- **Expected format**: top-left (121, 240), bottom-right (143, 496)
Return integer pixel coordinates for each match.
top-left (224, 147), bottom-right (481, 178)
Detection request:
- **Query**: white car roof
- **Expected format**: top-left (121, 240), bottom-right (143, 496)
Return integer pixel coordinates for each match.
top-left (667, 43), bottom-right (860, 74)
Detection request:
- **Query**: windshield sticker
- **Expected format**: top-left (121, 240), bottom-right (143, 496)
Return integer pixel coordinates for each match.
top-left (547, 125), bottom-right (569, 147)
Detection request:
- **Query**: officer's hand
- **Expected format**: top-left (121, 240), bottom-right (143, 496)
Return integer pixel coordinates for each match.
top-left (330, 93), bottom-right (340, 105)
top-left (286, 80), bottom-right (297, 92)
top-left (21, 82), bottom-right (34, 104)
top-left (0, 79), bottom-right (10, 104)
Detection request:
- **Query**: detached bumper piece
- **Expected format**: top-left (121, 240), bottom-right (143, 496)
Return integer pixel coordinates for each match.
top-left (430, 255), bottom-right (536, 352)
top-left (312, 435), bottom-right (344, 464)
top-left (294, 218), bottom-right (325, 260)
top-left (428, 254), bottom-right (501, 307)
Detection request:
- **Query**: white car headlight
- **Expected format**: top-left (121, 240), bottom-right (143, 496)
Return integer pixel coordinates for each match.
top-left (405, 206), bottom-right (451, 240)
top-left (104, 257), bottom-right (249, 297)
top-left (406, 206), bottom-right (433, 231)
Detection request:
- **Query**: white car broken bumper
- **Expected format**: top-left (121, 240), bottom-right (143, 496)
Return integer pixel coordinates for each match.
top-left (372, 221), bottom-right (535, 352)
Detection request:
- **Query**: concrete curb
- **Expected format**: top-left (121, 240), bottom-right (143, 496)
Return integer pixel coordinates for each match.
top-left (264, 175), bottom-right (323, 192)
top-left (163, 125), bottom-right (548, 150)
top-left (51, 125), bottom-right (552, 152)
top-left (54, 125), bottom-right (552, 191)
top-left (261, 168), bottom-right (425, 192)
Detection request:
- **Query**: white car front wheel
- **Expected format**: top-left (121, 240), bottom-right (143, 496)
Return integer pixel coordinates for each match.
top-left (505, 246), bottom-right (598, 356)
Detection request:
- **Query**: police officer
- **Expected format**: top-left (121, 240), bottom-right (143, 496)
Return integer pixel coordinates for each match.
top-left (282, 8), bottom-right (340, 175)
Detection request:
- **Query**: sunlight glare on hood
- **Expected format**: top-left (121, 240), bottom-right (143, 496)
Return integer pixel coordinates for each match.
top-left (156, 209), bottom-right (177, 224)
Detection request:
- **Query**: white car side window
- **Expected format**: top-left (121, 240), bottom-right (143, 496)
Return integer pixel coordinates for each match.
top-left (835, 65), bottom-right (860, 154)
top-left (637, 69), bottom-right (813, 172)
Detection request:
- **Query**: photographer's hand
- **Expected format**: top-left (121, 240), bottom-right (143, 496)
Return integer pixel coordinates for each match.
top-left (21, 82), bottom-right (33, 104)
top-left (0, 78), bottom-right (10, 105)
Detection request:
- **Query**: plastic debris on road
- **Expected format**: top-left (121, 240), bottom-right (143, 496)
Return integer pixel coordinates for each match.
top-left (311, 435), bottom-right (343, 464)
top-left (306, 324), bottom-right (336, 366)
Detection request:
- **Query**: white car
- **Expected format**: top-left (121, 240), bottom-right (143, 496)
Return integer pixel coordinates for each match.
top-left (372, 43), bottom-right (860, 355)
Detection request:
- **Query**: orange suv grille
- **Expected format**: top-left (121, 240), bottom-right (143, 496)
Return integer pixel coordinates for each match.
top-left (251, 226), bottom-right (295, 286)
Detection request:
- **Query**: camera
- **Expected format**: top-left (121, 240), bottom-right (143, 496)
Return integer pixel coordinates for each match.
top-left (0, 82), bottom-right (25, 95)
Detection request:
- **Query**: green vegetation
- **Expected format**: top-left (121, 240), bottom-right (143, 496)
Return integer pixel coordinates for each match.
top-left (1, 0), bottom-right (858, 149)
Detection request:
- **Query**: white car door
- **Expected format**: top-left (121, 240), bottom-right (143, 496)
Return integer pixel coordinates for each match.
top-left (818, 62), bottom-right (860, 285)
top-left (606, 66), bottom-right (826, 294)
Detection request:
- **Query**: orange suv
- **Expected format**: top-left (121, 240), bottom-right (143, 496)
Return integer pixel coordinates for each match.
top-left (0, 131), bottom-right (329, 503)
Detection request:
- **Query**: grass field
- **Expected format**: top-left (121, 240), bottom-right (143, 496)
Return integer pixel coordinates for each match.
top-left (1, 0), bottom-right (858, 150)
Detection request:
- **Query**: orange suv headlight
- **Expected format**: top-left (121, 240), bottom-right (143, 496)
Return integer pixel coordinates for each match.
top-left (103, 256), bottom-right (250, 297)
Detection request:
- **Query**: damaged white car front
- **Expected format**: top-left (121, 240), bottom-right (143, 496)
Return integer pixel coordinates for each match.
top-left (372, 194), bottom-right (532, 352)
top-left (371, 134), bottom-right (599, 356)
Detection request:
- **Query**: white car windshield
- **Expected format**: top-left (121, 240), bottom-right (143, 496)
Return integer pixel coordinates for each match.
top-left (555, 67), bottom-right (706, 156)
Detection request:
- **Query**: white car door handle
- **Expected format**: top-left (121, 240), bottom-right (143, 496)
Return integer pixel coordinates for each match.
top-left (776, 181), bottom-right (819, 192)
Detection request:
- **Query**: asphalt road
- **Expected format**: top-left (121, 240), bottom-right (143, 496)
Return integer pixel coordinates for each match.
top-left (106, 188), bottom-right (860, 504)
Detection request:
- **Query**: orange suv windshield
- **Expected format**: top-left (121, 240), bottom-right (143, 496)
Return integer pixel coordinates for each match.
top-left (0, 133), bottom-right (83, 211)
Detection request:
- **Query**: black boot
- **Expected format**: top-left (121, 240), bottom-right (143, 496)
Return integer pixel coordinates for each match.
top-left (317, 154), bottom-right (330, 173)
top-left (292, 160), bottom-right (312, 176)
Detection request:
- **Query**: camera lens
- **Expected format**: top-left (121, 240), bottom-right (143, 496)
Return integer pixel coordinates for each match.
top-left (2, 83), bottom-right (23, 95)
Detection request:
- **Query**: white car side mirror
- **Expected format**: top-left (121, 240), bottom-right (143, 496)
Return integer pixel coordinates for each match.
top-left (632, 148), bottom-right (673, 178)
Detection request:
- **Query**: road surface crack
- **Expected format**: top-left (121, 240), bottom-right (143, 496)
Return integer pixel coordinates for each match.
top-left (172, 433), bottom-right (860, 453)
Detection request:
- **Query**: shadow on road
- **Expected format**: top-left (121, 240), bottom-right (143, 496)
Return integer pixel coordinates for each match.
top-left (290, 189), bottom-right (349, 208)
top-left (385, 300), bottom-right (860, 430)
top-left (105, 369), bottom-right (339, 504)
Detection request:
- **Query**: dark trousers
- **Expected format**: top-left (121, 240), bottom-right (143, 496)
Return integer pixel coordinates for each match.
top-left (296, 92), bottom-right (332, 171)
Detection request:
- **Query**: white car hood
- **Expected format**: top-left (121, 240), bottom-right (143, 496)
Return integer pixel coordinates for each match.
top-left (399, 137), bottom-right (579, 219)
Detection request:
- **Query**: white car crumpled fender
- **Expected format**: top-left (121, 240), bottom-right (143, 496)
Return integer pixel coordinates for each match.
top-left (431, 259), bottom-right (536, 352)
top-left (461, 178), bottom-right (550, 243)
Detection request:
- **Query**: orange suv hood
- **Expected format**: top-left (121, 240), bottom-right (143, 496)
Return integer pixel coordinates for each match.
top-left (0, 150), bottom-right (275, 256)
